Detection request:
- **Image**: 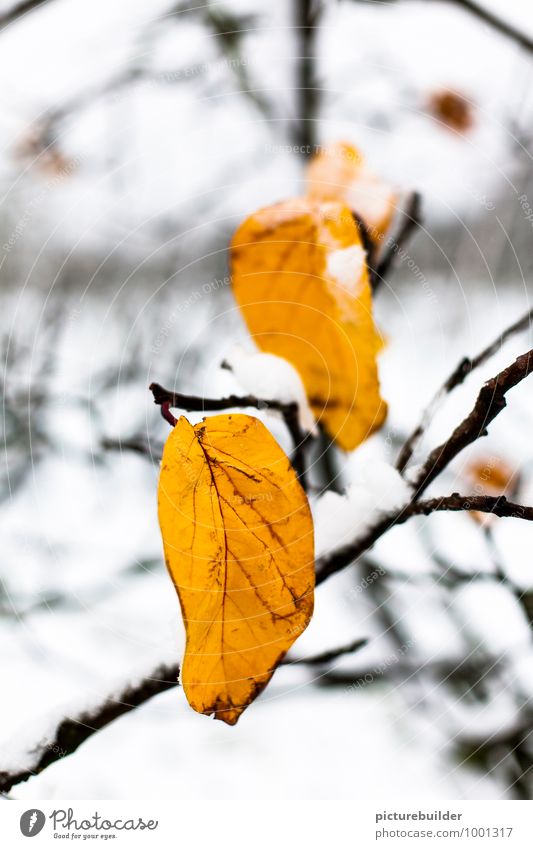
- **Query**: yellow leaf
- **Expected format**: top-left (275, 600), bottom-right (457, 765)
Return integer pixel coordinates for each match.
top-left (158, 413), bottom-right (314, 725)
top-left (230, 197), bottom-right (387, 450)
top-left (307, 141), bottom-right (397, 243)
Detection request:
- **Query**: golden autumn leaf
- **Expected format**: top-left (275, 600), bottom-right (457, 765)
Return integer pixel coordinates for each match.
top-left (306, 141), bottom-right (397, 243)
top-left (230, 197), bottom-right (387, 450)
top-left (158, 413), bottom-right (314, 725)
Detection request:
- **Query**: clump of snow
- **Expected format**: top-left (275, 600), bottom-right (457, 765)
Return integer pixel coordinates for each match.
top-left (325, 244), bottom-right (367, 295)
top-left (345, 171), bottom-right (396, 232)
top-left (312, 456), bottom-right (412, 558)
top-left (218, 345), bottom-right (317, 435)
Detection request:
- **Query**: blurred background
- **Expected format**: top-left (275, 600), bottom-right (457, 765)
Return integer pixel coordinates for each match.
top-left (1, 0), bottom-right (533, 799)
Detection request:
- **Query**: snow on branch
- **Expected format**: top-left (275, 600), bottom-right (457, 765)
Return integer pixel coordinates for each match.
top-left (0, 663), bottom-right (180, 796)
top-left (397, 307), bottom-right (533, 473)
top-left (149, 382), bottom-right (310, 484)
top-left (316, 347), bottom-right (533, 585)
top-left (0, 638), bottom-right (368, 794)
top-left (411, 348), bottom-right (533, 498)
top-left (4, 350), bottom-right (532, 790)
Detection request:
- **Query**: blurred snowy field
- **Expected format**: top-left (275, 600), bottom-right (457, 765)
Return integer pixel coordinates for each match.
top-left (1, 0), bottom-right (533, 799)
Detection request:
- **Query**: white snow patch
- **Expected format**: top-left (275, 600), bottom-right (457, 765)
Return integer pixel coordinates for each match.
top-left (345, 171), bottom-right (396, 232)
top-left (312, 457), bottom-right (412, 558)
top-left (218, 345), bottom-right (317, 435)
top-left (325, 244), bottom-right (367, 295)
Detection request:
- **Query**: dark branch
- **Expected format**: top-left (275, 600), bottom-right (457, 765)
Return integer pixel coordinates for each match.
top-left (149, 382), bottom-right (310, 486)
top-left (314, 350), bottom-right (533, 586)
top-left (293, 0), bottom-right (319, 152)
top-left (411, 349), bottom-right (533, 499)
top-left (0, 0), bottom-right (55, 31)
top-left (317, 653), bottom-right (494, 689)
top-left (0, 635), bottom-right (368, 793)
top-left (101, 435), bottom-right (163, 459)
top-left (349, 0), bottom-right (533, 54)
top-left (448, 0), bottom-right (533, 53)
top-left (397, 307), bottom-right (533, 472)
top-left (282, 636), bottom-right (368, 666)
top-left (0, 662), bottom-right (180, 795)
top-left (372, 191), bottom-right (422, 292)
top-left (315, 490), bottom-right (533, 586)
top-left (405, 493), bottom-right (533, 522)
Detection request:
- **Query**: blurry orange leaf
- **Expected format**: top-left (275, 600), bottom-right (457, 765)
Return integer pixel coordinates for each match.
top-left (231, 197), bottom-right (387, 450)
top-left (306, 141), bottom-right (397, 243)
top-left (158, 413), bottom-right (314, 725)
top-left (464, 456), bottom-right (520, 527)
top-left (427, 89), bottom-right (473, 133)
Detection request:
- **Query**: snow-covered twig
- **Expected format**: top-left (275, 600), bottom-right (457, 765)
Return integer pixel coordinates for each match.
top-left (149, 382), bottom-right (311, 485)
top-left (397, 308), bottom-right (533, 473)
top-left (315, 490), bottom-right (533, 585)
top-left (411, 348), bottom-right (533, 499)
top-left (315, 349), bottom-right (533, 584)
top-left (0, 663), bottom-right (180, 796)
top-left (0, 637), bottom-right (368, 793)
top-left (101, 435), bottom-right (164, 459)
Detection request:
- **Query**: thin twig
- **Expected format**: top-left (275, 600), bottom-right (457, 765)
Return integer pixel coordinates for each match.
top-left (0, 0), bottom-right (54, 31)
top-left (406, 493), bottom-right (533, 522)
top-left (0, 635), bottom-right (368, 793)
top-left (315, 350), bottom-right (533, 585)
top-left (372, 191), bottom-right (422, 292)
top-left (282, 636), bottom-right (368, 666)
top-left (101, 435), bottom-right (163, 459)
top-left (410, 349), bottom-right (533, 499)
top-left (149, 382), bottom-right (310, 486)
top-left (315, 490), bottom-right (533, 585)
top-left (448, 0), bottom-right (533, 53)
top-left (0, 663), bottom-right (180, 795)
top-left (397, 308), bottom-right (533, 472)
top-left (350, 0), bottom-right (533, 54)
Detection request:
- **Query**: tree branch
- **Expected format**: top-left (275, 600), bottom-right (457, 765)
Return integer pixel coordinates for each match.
top-left (293, 0), bottom-right (319, 152)
top-left (315, 490), bottom-right (533, 585)
top-left (410, 349), bottom-right (533, 499)
top-left (350, 0), bottom-right (533, 54)
top-left (372, 191), bottom-right (422, 292)
top-left (149, 382), bottom-right (310, 486)
top-left (0, 0), bottom-right (56, 31)
top-left (397, 308), bottom-right (533, 473)
top-left (0, 663), bottom-right (180, 795)
top-left (448, 0), bottom-right (533, 53)
top-left (282, 636), bottom-right (368, 666)
top-left (0, 636), bottom-right (368, 793)
top-left (101, 435), bottom-right (163, 459)
top-left (404, 493), bottom-right (533, 522)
